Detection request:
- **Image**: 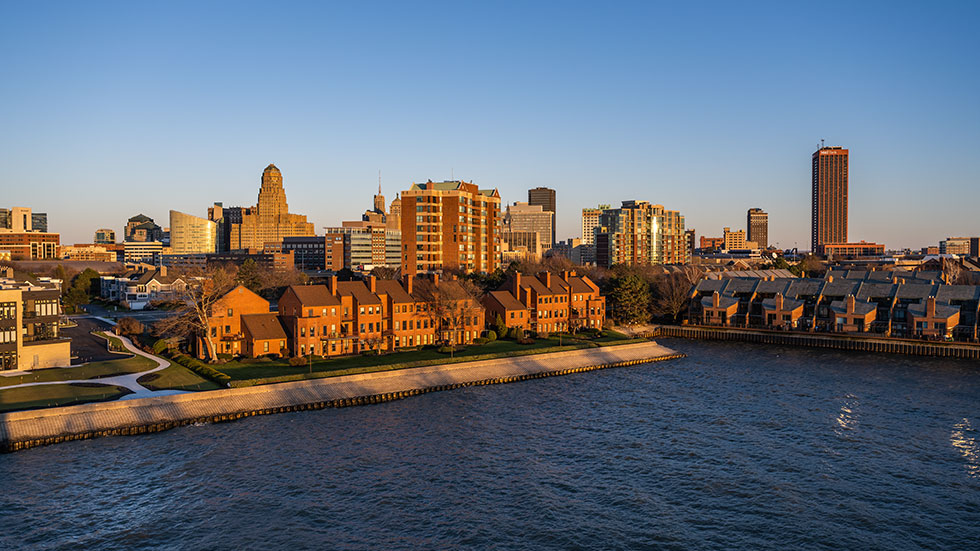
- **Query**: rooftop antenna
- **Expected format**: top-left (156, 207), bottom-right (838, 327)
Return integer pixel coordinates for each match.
top-left (378, 169), bottom-right (382, 194)
top-left (821, 138), bottom-right (825, 148)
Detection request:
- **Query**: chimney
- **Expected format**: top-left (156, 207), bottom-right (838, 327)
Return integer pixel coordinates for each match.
top-left (826, 275), bottom-right (834, 283)
top-left (927, 296), bottom-right (936, 317)
top-left (544, 271), bottom-right (552, 288)
top-left (159, 266), bottom-right (167, 277)
top-left (562, 270), bottom-right (571, 282)
top-left (775, 292), bottom-right (783, 309)
top-left (713, 291), bottom-right (720, 308)
top-left (329, 275), bottom-right (338, 296)
top-left (404, 273), bottom-right (413, 295)
top-left (369, 275), bottom-right (376, 293)
top-left (433, 273), bottom-right (440, 286)
top-left (513, 272), bottom-right (521, 295)
top-left (847, 295), bottom-right (855, 312)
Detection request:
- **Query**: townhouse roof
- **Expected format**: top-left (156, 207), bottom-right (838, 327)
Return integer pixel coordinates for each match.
top-left (375, 279), bottom-right (414, 304)
top-left (286, 284), bottom-right (341, 307)
top-left (761, 296), bottom-right (805, 312)
top-left (241, 313), bottom-right (287, 341)
top-left (487, 290), bottom-right (526, 311)
top-left (701, 294), bottom-right (739, 309)
top-left (336, 280), bottom-right (382, 305)
top-left (936, 285), bottom-right (980, 302)
top-left (829, 299), bottom-right (877, 317)
top-left (565, 275), bottom-right (596, 294)
top-left (907, 300), bottom-right (961, 320)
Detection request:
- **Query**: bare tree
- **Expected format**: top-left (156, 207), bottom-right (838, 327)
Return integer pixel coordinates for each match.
top-left (369, 266), bottom-right (400, 280)
top-left (154, 265), bottom-right (237, 362)
top-left (943, 257), bottom-right (963, 285)
top-left (652, 273), bottom-right (692, 323)
top-left (414, 277), bottom-right (483, 357)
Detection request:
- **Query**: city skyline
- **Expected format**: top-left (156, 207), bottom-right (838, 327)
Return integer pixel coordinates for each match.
top-left (1, 2), bottom-right (978, 249)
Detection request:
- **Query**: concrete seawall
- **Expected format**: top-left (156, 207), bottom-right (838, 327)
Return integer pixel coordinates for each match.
top-left (657, 326), bottom-right (980, 360)
top-left (0, 341), bottom-right (683, 453)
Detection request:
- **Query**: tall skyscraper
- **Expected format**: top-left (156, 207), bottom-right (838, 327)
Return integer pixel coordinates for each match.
top-left (228, 164), bottom-right (315, 250)
top-left (811, 146), bottom-right (848, 251)
top-left (400, 180), bottom-right (501, 275)
top-left (746, 208), bottom-right (768, 249)
top-left (528, 187), bottom-right (556, 246)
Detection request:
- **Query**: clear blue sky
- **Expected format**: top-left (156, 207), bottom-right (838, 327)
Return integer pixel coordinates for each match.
top-left (1, 1), bottom-right (977, 250)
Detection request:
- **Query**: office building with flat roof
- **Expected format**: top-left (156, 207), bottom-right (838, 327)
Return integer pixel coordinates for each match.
top-left (747, 208), bottom-right (768, 249)
top-left (812, 146), bottom-right (848, 251)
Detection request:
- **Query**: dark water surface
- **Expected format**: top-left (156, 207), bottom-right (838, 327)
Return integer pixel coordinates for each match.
top-left (2, 340), bottom-right (979, 550)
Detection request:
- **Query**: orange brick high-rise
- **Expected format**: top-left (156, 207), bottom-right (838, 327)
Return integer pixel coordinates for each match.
top-left (811, 146), bottom-right (848, 252)
top-left (400, 180), bottom-right (501, 275)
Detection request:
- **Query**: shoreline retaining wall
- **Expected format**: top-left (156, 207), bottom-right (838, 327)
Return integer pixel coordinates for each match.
top-left (656, 326), bottom-right (980, 360)
top-left (0, 341), bottom-right (683, 453)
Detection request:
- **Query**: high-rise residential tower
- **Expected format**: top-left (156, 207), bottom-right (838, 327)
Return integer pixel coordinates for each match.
top-left (594, 200), bottom-right (688, 267)
top-left (747, 208), bottom-right (768, 249)
top-left (528, 187), bottom-right (556, 246)
top-left (811, 146), bottom-right (848, 251)
top-left (400, 180), bottom-right (501, 275)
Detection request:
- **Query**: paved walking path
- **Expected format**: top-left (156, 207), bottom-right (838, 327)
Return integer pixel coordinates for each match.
top-left (0, 331), bottom-right (188, 400)
top-left (0, 341), bottom-right (681, 449)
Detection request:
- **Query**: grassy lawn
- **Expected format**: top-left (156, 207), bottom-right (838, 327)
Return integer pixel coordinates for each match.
top-left (0, 383), bottom-right (132, 413)
top-left (138, 366), bottom-right (221, 392)
top-left (216, 331), bottom-right (639, 387)
top-left (92, 331), bottom-right (128, 353)
top-left (0, 355), bottom-right (156, 387)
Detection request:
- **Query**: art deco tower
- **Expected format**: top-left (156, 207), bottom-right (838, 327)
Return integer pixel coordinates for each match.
top-left (811, 146), bottom-right (848, 251)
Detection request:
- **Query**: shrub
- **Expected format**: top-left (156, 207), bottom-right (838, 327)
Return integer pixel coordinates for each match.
top-left (536, 331), bottom-right (550, 339)
top-left (288, 356), bottom-right (307, 366)
top-left (497, 327), bottom-right (509, 339)
top-left (517, 337), bottom-right (535, 345)
top-left (437, 345), bottom-right (454, 354)
top-left (171, 354), bottom-right (231, 385)
top-left (472, 337), bottom-right (489, 345)
top-left (116, 317), bottom-right (145, 337)
top-left (152, 339), bottom-right (169, 355)
top-left (485, 330), bottom-right (497, 342)
top-left (217, 353), bottom-right (233, 360)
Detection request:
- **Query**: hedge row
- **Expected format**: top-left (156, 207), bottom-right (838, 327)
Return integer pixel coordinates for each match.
top-left (169, 354), bottom-right (232, 386)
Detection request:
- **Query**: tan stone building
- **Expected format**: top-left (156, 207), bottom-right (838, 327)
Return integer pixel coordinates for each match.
top-left (228, 164), bottom-right (315, 250)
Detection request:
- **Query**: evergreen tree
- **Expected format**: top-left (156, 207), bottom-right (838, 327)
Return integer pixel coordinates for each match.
top-left (609, 273), bottom-right (651, 325)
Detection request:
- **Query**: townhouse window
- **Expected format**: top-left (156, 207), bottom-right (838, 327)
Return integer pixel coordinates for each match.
top-left (211, 327), bottom-right (217, 337)
top-left (301, 327), bottom-right (306, 337)
top-left (322, 309), bottom-right (327, 316)
top-left (310, 326), bottom-right (316, 337)
top-left (263, 342), bottom-right (269, 353)
top-left (344, 307), bottom-right (349, 316)
top-left (510, 312), bottom-right (514, 319)
top-left (227, 308), bottom-right (233, 317)
top-left (225, 325), bottom-right (231, 333)
top-left (331, 308), bottom-right (337, 316)
top-left (394, 321), bottom-right (400, 330)
top-left (368, 322), bottom-right (374, 332)
top-left (360, 307), bottom-right (365, 314)
top-left (301, 345), bottom-right (306, 355)
top-left (331, 324), bottom-right (336, 333)
top-left (360, 323), bottom-right (365, 332)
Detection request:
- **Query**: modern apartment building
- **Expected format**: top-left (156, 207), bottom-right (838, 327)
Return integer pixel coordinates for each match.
top-left (123, 241), bottom-right (163, 263)
top-left (169, 210), bottom-right (217, 255)
top-left (812, 146), bottom-right (848, 251)
top-left (282, 235), bottom-right (343, 271)
top-left (579, 205), bottom-right (608, 265)
top-left (323, 224), bottom-right (401, 269)
top-left (527, 187), bottom-right (556, 246)
top-left (94, 228), bottom-right (116, 244)
top-left (594, 200), bottom-right (689, 267)
top-left (227, 164), bottom-right (316, 250)
top-left (400, 180), bottom-right (501, 275)
top-left (940, 237), bottom-right (974, 255)
top-left (0, 268), bottom-right (71, 371)
top-left (747, 208), bottom-right (768, 249)
top-left (504, 202), bottom-right (553, 250)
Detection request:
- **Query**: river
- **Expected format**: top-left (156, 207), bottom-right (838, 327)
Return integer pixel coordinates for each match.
top-left (1, 339), bottom-right (978, 550)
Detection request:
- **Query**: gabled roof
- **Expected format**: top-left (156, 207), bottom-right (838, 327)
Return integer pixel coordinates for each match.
top-left (337, 280), bottom-right (381, 305)
top-left (241, 313), bottom-right (287, 341)
top-left (829, 299), bottom-right (877, 316)
top-left (761, 296), bottom-right (805, 312)
top-left (286, 285), bottom-right (340, 307)
top-left (701, 294), bottom-right (739, 309)
top-left (375, 279), bottom-right (413, 304)
top-left (907, 300), bottom-right (960, 320)
top-left (487, 290), bottom-right (525, 311)
top-left (565, 275), bottom-right (596, 294)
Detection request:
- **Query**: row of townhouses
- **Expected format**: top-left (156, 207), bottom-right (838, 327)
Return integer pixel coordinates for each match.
top-left (0, 267), bottom-right (71, 371)
top-left (199, 271), bottom-right (606, 359)
top-left (689, 270), bottom-right (980, 340)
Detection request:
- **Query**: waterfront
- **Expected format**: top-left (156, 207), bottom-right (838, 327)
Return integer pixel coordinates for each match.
top-left (1, 340), bottom-right (978, 550)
